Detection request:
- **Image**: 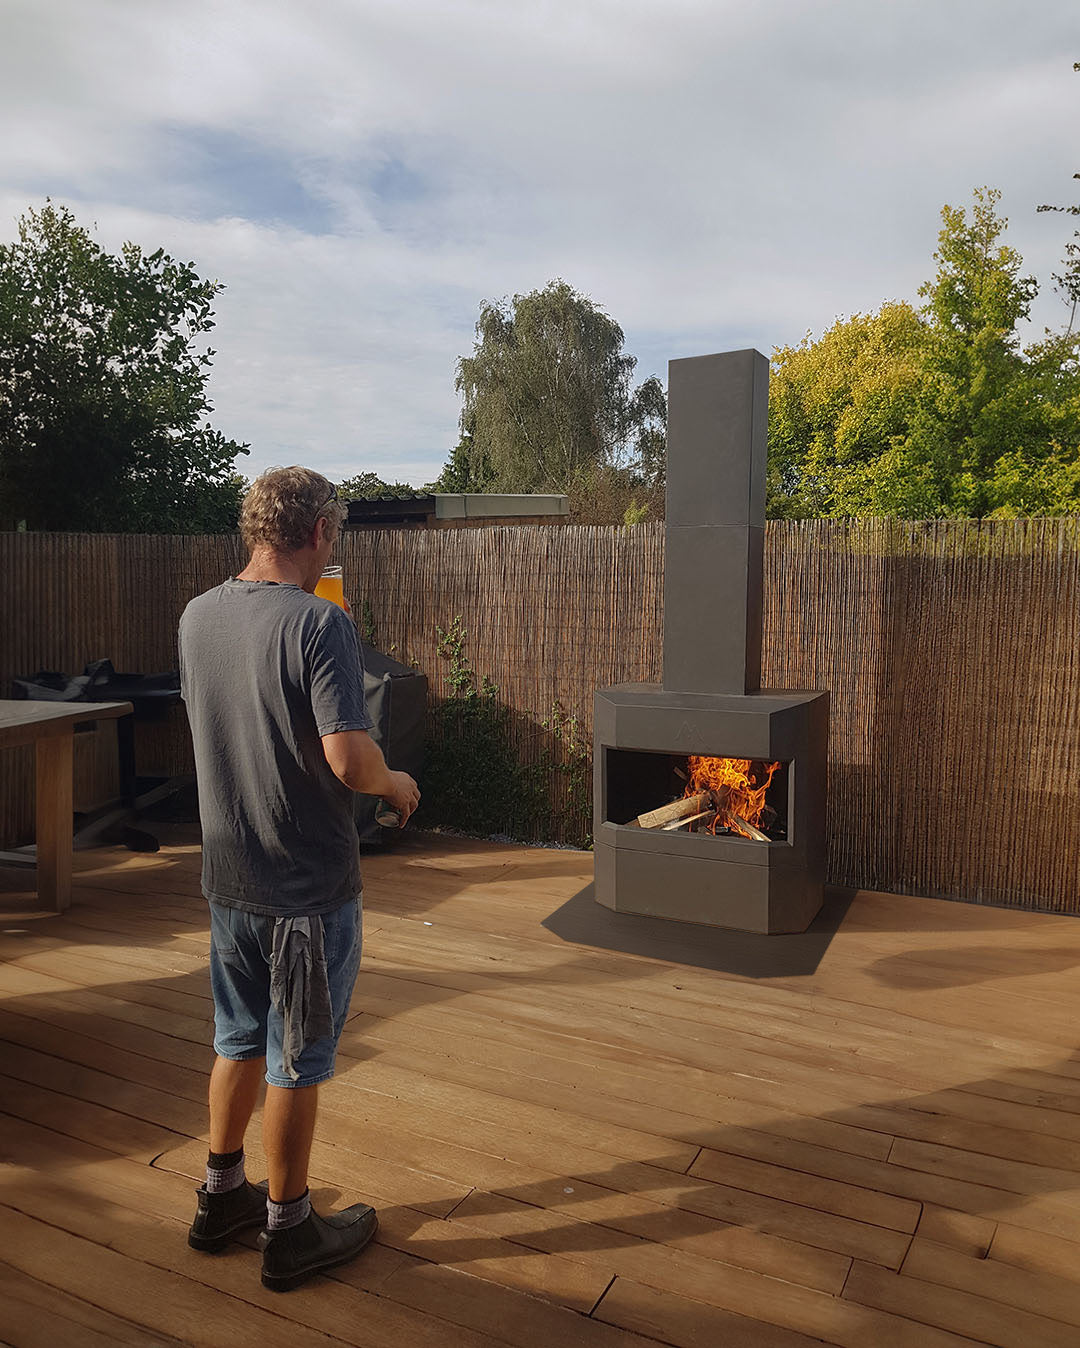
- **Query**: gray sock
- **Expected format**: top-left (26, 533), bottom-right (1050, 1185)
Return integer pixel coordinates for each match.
top-left (205, 1148), bottom-right (246, 1194)
top-left (267, 1189), bottom-right (311, 1231)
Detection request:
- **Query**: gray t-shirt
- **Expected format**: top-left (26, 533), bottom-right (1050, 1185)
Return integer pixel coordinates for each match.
top-left (178, 579), bottom-right (373, 916)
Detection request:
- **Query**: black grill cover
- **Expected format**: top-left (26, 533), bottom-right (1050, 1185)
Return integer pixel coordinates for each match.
top-left (12, 658), bottom-right (179, 721)
top-left (356, 644), bottom-right (428, 846)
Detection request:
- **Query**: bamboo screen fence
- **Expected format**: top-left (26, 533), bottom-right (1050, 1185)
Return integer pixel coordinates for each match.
top-left (2, 518), bottom-right (1078, 914)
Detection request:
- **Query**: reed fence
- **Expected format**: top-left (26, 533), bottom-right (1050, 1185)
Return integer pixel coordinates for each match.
top-left (2, 519), bottom-right (1078, 914)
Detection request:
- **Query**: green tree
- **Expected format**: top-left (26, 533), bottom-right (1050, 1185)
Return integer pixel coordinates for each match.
top-left (336, 471), bottom-right (419, 500)
top-left (627, 375), bottom-right (667, 489)
top-left (0, 201), bottom-right (247, 531)
top-left (449, 279), bottom-right (664, 494)
top-left (917, 187), bottom-right (1080, 517)
top-left (768, 302), bottom-right (931, 517)
top-left (768, 188), bottom-right (1080, 518)
top-left (426, 426), bottom-right (494, 493)
top-left (915, 188), bottom-right (1038, 515)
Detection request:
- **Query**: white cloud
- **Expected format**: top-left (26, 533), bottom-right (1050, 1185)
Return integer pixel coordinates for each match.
top-left (1, 0), bottom-right (1077, 485)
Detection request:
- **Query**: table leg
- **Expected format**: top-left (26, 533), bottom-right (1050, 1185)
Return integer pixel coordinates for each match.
top-left (116, 712), bottom-right (137, 808)
top-left (36, 731), bottom-right (73, 911)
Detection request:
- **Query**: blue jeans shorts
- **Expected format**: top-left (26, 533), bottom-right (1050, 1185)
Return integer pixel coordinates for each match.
top-left (208, 896), bottom-right (362, 1088)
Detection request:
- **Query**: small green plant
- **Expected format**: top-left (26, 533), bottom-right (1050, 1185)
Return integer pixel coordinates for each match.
top-left (527, 701), bottom-right (592, 845)
top-left (623, 499), bottom-right (650, 526)
top-left (434, 616), bottom-right (497, 698)
top-left (359, 599), bottom-right (378, 648)
top-left (417, 617), bottom-right (592, 845)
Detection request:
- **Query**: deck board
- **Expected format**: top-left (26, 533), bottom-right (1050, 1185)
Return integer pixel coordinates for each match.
top-left (4, 825), bottom-right (1080, 1345)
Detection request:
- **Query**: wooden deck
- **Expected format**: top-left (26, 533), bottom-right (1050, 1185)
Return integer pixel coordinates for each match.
top-left (4, 829), bottom-right (1080, 1347)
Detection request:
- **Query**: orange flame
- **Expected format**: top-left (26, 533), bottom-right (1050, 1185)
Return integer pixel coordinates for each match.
top-left (685, 757), bottom-right (780, 839)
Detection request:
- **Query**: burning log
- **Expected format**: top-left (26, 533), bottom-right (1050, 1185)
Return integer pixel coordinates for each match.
top-left (662, 808), bottom-right (714, 832)
top-left (726, 811), bottom-right (770, 842)
top-left (628, 784), bottom-right (772, 841)
top-left (630, 792), bottom-right (713, 830)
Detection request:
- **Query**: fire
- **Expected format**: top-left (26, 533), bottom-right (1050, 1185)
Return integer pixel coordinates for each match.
top-left (685, 757), bottom-right (780, 839)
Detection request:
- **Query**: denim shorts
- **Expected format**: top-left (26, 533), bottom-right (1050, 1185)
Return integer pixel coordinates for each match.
top-left (208, 896), bottom-right (362, 1088)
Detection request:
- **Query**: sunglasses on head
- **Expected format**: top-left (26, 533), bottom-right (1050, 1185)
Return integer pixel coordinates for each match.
top-left (314, 486), bottom-right (339, 516)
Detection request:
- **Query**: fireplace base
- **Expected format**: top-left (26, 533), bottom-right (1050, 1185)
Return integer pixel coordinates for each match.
top-left (593, 684), bottom-right (829, 934)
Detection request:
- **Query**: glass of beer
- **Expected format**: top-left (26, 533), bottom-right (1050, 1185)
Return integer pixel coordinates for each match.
top-left (315, 565), bottom-right (346, 609)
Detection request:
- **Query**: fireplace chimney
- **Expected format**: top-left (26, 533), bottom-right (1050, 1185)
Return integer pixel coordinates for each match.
top-left (662, 348), bottom-right (769, 696)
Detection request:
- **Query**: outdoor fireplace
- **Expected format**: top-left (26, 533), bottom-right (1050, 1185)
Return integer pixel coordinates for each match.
top-left (593, 349), bottom-right (829, 933)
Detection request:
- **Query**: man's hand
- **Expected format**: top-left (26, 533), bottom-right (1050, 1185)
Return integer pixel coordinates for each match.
top-left (322, 730), bottom-right (417, 811)
top-left (383, 770), bottom-right (420, 826)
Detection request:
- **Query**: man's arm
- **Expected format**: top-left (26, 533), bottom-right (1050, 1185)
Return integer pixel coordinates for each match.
top-left (321, 729), bottom-right (420, 822)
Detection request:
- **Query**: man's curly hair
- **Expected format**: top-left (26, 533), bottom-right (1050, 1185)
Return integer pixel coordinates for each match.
top-left (240, 467), bottom-right (347, 554)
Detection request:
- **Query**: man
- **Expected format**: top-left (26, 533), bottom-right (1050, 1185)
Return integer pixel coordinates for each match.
top-left (178, 466), bottom-right (419, 1292)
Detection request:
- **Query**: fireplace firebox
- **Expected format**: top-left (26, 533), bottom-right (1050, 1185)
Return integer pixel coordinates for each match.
top-left (593, 349), bottom-right (829, 933)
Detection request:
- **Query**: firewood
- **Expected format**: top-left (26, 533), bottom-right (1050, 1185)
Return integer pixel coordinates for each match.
top-left (726, 810), bottom-right (769, 842)
top-left (630, 791), bottom-right (712, 829)
top-left (661, 808), bottom-right (714, 831)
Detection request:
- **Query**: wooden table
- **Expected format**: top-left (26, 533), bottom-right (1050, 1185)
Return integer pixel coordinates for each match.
top-left (0, 700), bottom-right (133, 911)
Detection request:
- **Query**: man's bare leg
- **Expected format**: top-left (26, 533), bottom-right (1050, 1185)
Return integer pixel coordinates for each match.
top-left (263, 1083), bottom-right (319, 1201)
top-left (208, 1056), bottom-right (265, 1154)
top-left (189, 1056), bottom-right (269, 1252)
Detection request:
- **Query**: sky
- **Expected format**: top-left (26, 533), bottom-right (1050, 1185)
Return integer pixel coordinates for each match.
top-left (2, 0), bottom-right (1077, 487)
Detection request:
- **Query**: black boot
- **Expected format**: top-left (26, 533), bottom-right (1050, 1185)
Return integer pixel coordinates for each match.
top-left (188, 1179), bottom-right (269, 1252)
top-left (258, 1203), bottom-right (378, 1291)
